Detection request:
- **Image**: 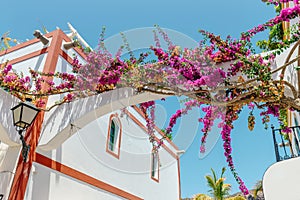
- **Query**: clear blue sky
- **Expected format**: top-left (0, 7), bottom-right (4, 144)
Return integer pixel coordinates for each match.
top-left (1, 0), bottom-right (279, 198)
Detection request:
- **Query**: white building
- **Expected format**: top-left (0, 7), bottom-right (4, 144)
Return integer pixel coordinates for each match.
top-left (262, 2), bottom-right (300, 199)
top-left (262, 41), bottom-right (300, 199)
top-left (0, 29), bottom-right (181, 200)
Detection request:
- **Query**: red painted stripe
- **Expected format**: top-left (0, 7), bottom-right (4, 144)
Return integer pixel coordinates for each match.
top-left (34, 153), bottom-right (143, 200)
top-left (9, 29), bottom-right (63, 200)
top-left (59, 33), bottom-right (87, 60)
top-left (124, 109), bottom-right (178, 159)
top-left (0, 32), bottom-right (54, 56)
top-left (131, 105), bottom-right (179, 151)
top-left (7, 47), bottom-right (48, 65)
top-left (59, 50), bottom-right (73, 64)
top-left (8, 113), bottom-right (45, 200)
top-left (177, 158), bottom-right (181, 200)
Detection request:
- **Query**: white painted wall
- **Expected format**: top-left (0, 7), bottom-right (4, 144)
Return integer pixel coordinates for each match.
top-left (263, 15), bottom-right (300, 198)
top-left (0, 35), bottom-right (54, 200)
top-left (0, 145), bottom-right (21, 200)
top-left (0, 29), bottom-right (178, 200)
top-left (30, 109), bottom-right (180, 200)
top-left (263, 157), bottom-right (300, 200)
top-left (0, 40), bottom-right (50, 63)
top-left (38, 88), bottom-right (167, 151)
top-left (25, 163), bottom-right (127, 200)
top-left (45, 55), bottom-right (77, 108)
top-left (0, 89), bottom-right (23, 145)
top-left (11, 52), bottom-right (48, 74)
top-left (265, 42), bottom-right (299, 99)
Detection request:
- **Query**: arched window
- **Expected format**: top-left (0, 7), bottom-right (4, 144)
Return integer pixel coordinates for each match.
top-left (151, 151), bottom-right (159, 182)
top-left (106, 114), bottom-right (122, 159)
top-left (109, 120), bottom-right (117, 151)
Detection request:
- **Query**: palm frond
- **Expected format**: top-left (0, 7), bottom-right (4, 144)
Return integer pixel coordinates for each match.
top-left (253, 180), bottom-right (263, 198)
top-left (205, 175), bottom-right (216, 191)
top-left (211, 168), bottom-right (217, 183)
top-left (215, 177), bottom-right (225, 188)
top-left (221, 167), bottom-right (226, 178)
top-left (222, 183), bottom-right (231, 195)
top-left (205, 167), bottom-right (231, 200)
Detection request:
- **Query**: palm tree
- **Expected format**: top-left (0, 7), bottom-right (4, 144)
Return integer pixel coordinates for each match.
top-left (226, 196), bottom-right (246, 200)
top-left (205, 167), bottom-right (231, 200)
top-left (253, 180), bottom-right (263, 199)
top-left (193, 193), bottom-right (212, 200)
top-left (192, 194), bottom-right (246, 200)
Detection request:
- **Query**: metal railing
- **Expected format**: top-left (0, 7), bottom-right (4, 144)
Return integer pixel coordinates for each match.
top-left (271, 125), bottom-right (300, 162)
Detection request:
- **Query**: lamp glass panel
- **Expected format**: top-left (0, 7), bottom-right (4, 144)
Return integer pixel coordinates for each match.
top-left (22, 105), bottom-right (39, 125)
top-left (12, 105), bottom-right (22, 126)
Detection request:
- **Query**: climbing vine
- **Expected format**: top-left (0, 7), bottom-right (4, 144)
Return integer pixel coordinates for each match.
top-left (2, 1), bottom-right (300, 196)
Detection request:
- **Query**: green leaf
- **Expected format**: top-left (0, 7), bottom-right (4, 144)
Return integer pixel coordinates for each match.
top-left (295, 66), bottom-right (300, 70)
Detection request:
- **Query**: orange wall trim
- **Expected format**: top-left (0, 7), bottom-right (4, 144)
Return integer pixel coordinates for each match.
top-left (177, 158), bottom-right (182, 200)
top-left (124, 109), bottom-right (178, 159)
top-left (131, 105), bottom-right (179, 151)
top-left (58, 33), bottom-right (87, 60)
top-left (7, 47), bottom-right (48, 66)
top-left (6, 29), bottom-right (179, 200)
top-left (9, 29), bottom-right (64, 200)
top-left (59, 50), bottom-right (74, 64)
top-left (8, 113), bottom-right (45, 200)
top-left (59, 48), bottom-right (86, 66)
top-left (125, 108), bottom-right (181, 199)
top-left (34, 153), bottom-right (143, 200)
top-left (41, 30), bottom-right (63, 75)
top-left (0, 31), bottom-right (56, 57)
top-left (282, 2), bottom-right (290, 41)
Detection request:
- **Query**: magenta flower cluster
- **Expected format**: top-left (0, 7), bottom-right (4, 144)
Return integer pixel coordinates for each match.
top-left (1, 3), bottom-right (300, 196)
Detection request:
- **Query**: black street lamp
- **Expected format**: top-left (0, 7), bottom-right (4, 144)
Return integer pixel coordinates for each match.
top-left (11, 101), bottom-right (40, 162)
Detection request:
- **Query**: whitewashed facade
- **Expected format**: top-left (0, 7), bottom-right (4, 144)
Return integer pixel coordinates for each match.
top-left (263, 41), bottom-right (300, 199)
top-left (0, 29), bottom-right (181, 200)
top-left (263, 2), bottom-right (300, 198)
